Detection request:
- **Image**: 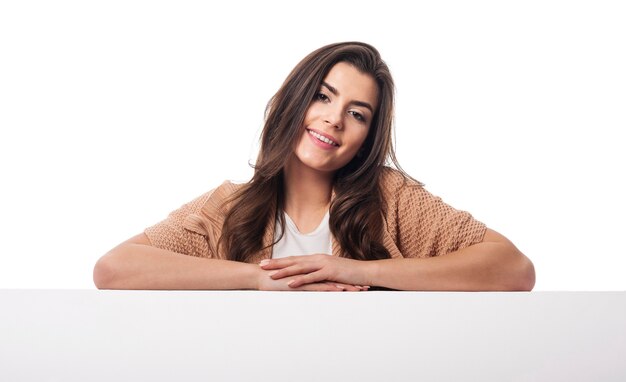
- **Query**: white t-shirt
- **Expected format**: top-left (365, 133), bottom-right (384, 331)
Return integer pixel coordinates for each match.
top-left (271, 210), bottom-right (332, 259)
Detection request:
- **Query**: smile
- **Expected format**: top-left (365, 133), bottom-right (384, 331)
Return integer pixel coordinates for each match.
top-left (306, 129), bottom-right (339, 147)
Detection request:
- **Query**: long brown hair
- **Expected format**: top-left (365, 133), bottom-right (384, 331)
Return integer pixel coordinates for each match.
top-left (219, 42), bottom-right (412, 262)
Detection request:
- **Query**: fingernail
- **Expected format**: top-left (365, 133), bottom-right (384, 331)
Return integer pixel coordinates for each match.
top-left (259, 259), bottom-right (270, 266)
top-left (287, 280), bottom-right (296, 286)
top-left (335, 284), bottom-right (345, 290)
top-left (268, 271), bottom-right (278, 276)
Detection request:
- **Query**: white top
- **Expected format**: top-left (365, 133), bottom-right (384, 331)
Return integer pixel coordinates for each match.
top-left (271, 210), bottom-right (332, 258)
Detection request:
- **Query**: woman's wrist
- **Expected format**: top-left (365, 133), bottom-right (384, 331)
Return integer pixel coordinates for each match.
top-left (361, 259), bottom-right (379, 287)
top-left (247, 263), bottom-right (265, 290)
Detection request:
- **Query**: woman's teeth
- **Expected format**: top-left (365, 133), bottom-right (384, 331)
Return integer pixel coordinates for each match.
top-left (308, 129), bottom-right (338, 146)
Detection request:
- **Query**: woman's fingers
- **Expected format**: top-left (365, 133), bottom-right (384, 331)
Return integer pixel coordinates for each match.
top-left (298, 282), bottom-right (344, 292)
top-left (313, 282), bottom-right (367, 292)
top-left (258, 257), bottom-right (368, 291)
top-left (294, 282), bottom-right (368, 292)
top-left (259, 257), bottom-right (297, 270)
top-left (334, 282), bottom-right (369, 291)
top-left (261, 256), bottom-right (330, 280)
top-left (268, 264), bottom-right (313, 280)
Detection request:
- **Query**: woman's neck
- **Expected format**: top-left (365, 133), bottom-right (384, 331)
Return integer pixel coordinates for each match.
top-left (282, 157), bottom-right (334, 222)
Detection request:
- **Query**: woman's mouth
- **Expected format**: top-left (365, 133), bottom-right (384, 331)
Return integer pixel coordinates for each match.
top-left (306, 128), bottom-right (339, 147)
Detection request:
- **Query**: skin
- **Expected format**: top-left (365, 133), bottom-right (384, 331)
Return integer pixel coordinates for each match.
top-left (291, 61), bottom-right (377, 175)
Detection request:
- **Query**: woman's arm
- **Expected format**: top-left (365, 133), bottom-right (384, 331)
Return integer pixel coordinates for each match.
top-left (365, 228), bottom-right (535, 291)
top-left (93, 233), bottom-right (260, 290)
top-left (93, 233), bottom-right (366, 291)
top-left (262, 228), bottom-right (535, 291)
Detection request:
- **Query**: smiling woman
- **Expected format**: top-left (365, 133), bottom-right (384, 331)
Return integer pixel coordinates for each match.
top-left (93, 41), bottom-right (535, 292)
top-left (295, 62), bottom-right (377, 173)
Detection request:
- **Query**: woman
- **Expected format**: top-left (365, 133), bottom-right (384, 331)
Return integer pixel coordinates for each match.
top-left (93, 42), bottom-right (535, 292)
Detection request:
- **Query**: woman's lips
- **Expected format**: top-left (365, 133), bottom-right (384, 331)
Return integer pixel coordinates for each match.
top-left (306, 128), bottom-right (340, 149)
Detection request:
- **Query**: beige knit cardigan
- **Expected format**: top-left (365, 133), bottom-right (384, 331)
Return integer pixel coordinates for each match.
top-left (145, 168), bottom-right (487, 264)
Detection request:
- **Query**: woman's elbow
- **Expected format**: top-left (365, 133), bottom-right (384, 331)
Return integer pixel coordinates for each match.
top-left (520, 255), bottom-right (536, 291)
top-left (93, 253), bottom-right (118, 289)
top-left (508, 251), bottom-right (535, 291)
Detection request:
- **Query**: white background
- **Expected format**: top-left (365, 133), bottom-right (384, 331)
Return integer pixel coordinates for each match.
top-left (1, 1), bottom-right (624, 290)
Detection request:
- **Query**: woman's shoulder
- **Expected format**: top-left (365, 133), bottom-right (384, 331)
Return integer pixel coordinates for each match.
top-left (214, 179), bottom-right (247, 192)
top-left (379, 166), bottom-right (423, 193)
top-left (379, 167), bottom-right (441, 213)
top-left (176, 179), bottom-right (247, 236)
top-left (205, 179), bottom-right (247, 205)
top-left (176, 180), bottom-right (246, 216)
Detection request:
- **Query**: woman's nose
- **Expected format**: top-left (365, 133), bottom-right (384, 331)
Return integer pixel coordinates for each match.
top-left (324, 106), bottom-right (343, 129)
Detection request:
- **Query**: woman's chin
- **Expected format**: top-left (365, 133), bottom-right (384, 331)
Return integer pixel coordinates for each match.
top-left (296, 158), bottom-right (338, 174)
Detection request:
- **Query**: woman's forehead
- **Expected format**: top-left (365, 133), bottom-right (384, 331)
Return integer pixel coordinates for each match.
top-left (322, 62), bottom-right (378, 109)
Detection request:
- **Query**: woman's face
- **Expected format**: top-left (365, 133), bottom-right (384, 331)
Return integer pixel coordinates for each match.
top-left (291, 61), bottom-right (379, 175)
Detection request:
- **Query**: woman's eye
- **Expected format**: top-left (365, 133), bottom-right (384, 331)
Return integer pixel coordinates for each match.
top-left (315, 92), bottom-right (329, 102)
top-left (349, 111), bottom-right (365, 122)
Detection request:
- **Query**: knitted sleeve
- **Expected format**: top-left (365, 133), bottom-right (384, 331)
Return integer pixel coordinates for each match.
top-left (395, 183), bottom-right (487, 258)
top-left (144, 190), bottom-right (215, 258)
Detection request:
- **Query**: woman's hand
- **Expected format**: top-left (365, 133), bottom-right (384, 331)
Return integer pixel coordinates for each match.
top-left (256, 266), bottom-right (367, 291)
top-left (257, 270), bottom-right (367, 291)
top-left (258, 254), bottom-right (371, 290)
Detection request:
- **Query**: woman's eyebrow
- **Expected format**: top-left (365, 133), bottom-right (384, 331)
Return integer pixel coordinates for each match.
top-left (321, 81), bottom-right (374, 113)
